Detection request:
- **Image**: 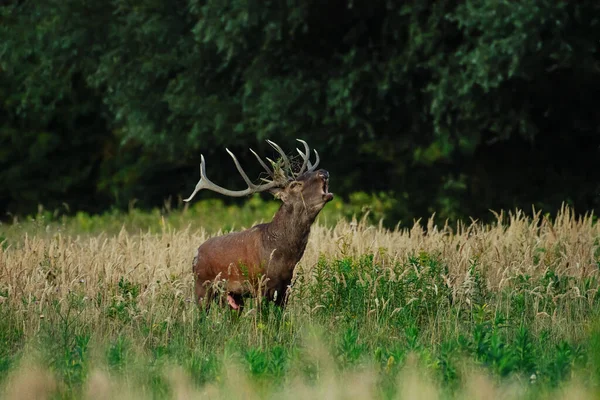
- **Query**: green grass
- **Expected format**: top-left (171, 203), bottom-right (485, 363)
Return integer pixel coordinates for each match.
top-left (1, 254), bottom-right (599, 398)
top-left (0, 204), bottom-right (599, 398)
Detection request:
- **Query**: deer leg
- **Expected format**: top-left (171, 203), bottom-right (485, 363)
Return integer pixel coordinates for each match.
top-left (264, 280), bottom-right (290, 307)
top-left (195, 280), bottom-right (215, 313)
top-left (273, 286), bottom-right (289, 307)
top-left (272, 288), bottom-right (289, 307)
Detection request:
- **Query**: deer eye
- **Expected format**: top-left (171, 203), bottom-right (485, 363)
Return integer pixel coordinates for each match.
top-left (290, 181), bottom-right (303, 190)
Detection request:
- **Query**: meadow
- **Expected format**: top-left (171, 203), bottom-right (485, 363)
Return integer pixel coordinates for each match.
top-left (0, 198), bottom-right (599, 399)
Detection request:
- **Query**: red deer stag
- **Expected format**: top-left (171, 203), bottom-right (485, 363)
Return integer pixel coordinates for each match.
top-left (184, 139), bottom-right (333, 310)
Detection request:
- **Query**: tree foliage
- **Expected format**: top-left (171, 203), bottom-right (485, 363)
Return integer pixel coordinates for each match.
top-left (1, 0), bottom-right (599, 222)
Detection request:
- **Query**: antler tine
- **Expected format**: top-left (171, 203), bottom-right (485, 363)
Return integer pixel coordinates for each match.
top-left (249, 148), bottom-right (274, 178)
top-left (307, 149), bottom-right (320, 172)
top-left (266, 140), bottom-right (292, 174)
top-left (295, 139), bottom-right (311, 176)
top-left (184, 151), bottom-right (279, 202)
top-left (183, 155), bottom-right (210, 202)
top-left (226, 148), bottom-right (261, 188)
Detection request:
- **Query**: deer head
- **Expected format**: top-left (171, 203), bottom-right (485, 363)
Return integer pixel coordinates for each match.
top-left (184, 139), bottom-right (333, 210)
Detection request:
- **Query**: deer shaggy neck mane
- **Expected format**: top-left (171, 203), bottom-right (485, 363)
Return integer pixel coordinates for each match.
top-left (267, 197), bottom-right (319, 249)
top-left (185, 139), bottom-right (333, 310)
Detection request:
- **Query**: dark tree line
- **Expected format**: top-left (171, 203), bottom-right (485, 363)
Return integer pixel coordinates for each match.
top-left (1, 0), bottom-right (599, 223)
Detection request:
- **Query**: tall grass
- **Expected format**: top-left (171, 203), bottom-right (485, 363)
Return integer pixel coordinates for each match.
top-left (0, 203), bottom-right (599, 399)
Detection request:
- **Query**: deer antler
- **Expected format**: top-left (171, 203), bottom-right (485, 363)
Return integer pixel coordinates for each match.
top-left (185, 139), bottom-right (319, 202)
top-left (295, 139), bottom-right (320, 176)
top-left (184, 149), bottom-right (280, 202)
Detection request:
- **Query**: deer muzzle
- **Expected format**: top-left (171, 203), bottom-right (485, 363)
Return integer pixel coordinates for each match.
top-left (319, 170), bottom-right (334, 202)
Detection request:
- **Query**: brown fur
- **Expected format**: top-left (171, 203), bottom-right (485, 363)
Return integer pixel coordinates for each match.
top-left (193, 169), bottom-right (333, 309)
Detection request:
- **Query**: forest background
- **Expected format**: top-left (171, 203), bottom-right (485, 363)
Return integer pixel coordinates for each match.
top-left (1, 0), bottom-right (599, 224)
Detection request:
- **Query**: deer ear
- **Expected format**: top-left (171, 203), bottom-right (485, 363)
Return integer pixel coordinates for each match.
top-left (270, 187), bottom-right (287, 202)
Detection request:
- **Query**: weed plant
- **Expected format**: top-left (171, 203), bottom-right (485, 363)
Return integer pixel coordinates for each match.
top-left (0, 204), bottom-right (599, 398)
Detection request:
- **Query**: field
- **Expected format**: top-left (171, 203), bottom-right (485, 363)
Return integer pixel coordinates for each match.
top-left (1, 199), bottom-right (600, 399)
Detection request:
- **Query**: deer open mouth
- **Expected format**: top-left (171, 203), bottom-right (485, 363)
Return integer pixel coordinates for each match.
top-left (321, 175), bottom-right (333, 202)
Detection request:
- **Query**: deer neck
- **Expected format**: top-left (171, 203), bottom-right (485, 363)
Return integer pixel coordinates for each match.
top-left (265, 201), bottom-right (318, 261)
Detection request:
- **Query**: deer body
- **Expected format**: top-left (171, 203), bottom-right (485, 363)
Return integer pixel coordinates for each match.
top-left (186, 140), bottom-right (332, 309)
